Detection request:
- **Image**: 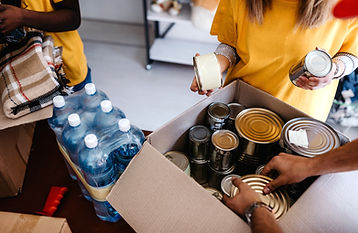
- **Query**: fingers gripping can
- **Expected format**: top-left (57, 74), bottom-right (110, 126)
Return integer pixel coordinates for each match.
top-left (289, 49), bottom-right (332, 86)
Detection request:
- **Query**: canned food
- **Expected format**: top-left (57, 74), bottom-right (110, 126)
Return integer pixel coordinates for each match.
top-left (226, 103), bottom-right (246, 132)
top-left (289, 49), bottom-right (332, 86)
top-left (190, 159), bottom-right (209, 184)
top-left (206, 187), bottom-right (223, 201)
top-left (188, 125), bottom-right (211, 160)
top-left (210, 130), bottom-right (239, 170)
top-left (207, 102), bottom-right (230, 131)
top-left (231, 174), bottom-right (290, 220)
top-left (208, 164), bottom-right (235, 190)
top-left (193, 53), bottom-right (223, 91)
top-left (164, 151), bottom-right (191, 176)
top-left (235, 108), bottom-right (283, 159)
top-left (280, 117), bottom-right (340, 157)
top-left (221, 174), bottom-right (241, 196)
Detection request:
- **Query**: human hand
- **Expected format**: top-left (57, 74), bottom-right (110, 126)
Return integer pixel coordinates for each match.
top-left (0, 4), bottom-right (24, 34)
top-left (222, 178), bottom-right (261, 216)
top-left (261, 153), bottom-right (312, 194)
top-left (294, 61), bottom-right (336, 90)
top-left (190, 53), bottom-right (216, 96)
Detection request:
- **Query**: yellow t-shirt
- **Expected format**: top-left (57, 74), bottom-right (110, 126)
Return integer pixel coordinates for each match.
top-left (211, 0), bottom-right (358, 121)
top-left (22, 0), bottom-right (88, 86)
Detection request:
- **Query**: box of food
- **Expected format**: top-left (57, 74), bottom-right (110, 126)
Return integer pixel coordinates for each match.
top-left (107, 80), bottom-right (358, 233)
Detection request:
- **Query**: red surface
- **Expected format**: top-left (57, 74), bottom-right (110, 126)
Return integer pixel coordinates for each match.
top-left (36, 186), bottom-right (68, 216)
top-left (0, 120), bottom-right (150, 233)
top-left (333, 0), bottom-right (358, 19)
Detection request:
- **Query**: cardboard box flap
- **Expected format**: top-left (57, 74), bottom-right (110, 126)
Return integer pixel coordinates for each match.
top-left (107, 141), bottom-right (250, 233)
top-left (0, 103), bottom-right (51, 130)
top-left (0, 211), bottom-right (71, 233)
top-left (278, 171), bottom-right (358, 233)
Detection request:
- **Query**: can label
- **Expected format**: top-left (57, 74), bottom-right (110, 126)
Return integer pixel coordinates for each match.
top-left (193, 53), bottom-right (222, 91)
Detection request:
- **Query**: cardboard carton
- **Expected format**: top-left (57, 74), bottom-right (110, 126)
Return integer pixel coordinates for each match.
top-left (107, 80), bottom-right (358, 233)
top-left (0, 211), bottom-right (72, 233)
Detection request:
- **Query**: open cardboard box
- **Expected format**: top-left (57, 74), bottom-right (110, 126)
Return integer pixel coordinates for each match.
top-left (0, 211), bottom-right (71, 233)
top-left (107, 80), bottom-right (358, 233)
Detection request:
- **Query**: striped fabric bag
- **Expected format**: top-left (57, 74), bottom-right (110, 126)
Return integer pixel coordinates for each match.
top-left (0, 31), bottom-right (66, 119)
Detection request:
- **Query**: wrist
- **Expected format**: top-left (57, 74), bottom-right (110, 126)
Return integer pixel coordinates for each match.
top-left (215, 54), bottom-right (230, 73)
top-left (244, 201), bottom-right (273, 225)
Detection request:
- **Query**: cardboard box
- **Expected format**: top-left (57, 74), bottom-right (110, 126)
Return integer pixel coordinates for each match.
top-left (0, 211), bottom-right (71, 233)
top-left (0, 123), bottom-right (35, 197)
top-left (107, 80), bottom-right (358, 233)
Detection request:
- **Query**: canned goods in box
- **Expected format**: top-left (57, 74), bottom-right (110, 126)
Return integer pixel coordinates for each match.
top-left (193, 53), bottom-right (223, 91)
top-left (210, 130), bottom-right (239, 171)
top-left (280, 117), bottom-right (340, 157)
top-left (189, 125), bottom-right (211, 160)
top-left (289, 49), bottom-right (332, 86)
top-left (231, 174), bottom-right (290, 220)
top-left (235, 108), bottom-right (283, 160)
top-left (208, 164), bottom-right (235, 190)
top-left (207, 102), bottom-right (230, 131)
top-left (221, 174), bottom-right (241, 196)
top-left (164, 151), bottom-right (190, 176)
top-left (226, 103), bottom-right (246, 132)
top-left (190, 159), bottom-right (209, 184)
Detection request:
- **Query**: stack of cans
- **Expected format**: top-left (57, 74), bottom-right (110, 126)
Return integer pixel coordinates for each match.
top-left (207, 102), bottom-right (230, 132)
top-left (235, 108), bottom-right (284, 175)
top-left (208, 130), bottom-right (239, 189)
top-left (188, 125), bottom-right (211, 184)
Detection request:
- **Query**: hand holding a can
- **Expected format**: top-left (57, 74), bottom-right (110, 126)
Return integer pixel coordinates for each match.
top-left (261, 153), bottom-right (313, 194)
top-left (191, 53), bottom-right (229, 96)
top-left (222, 177), bottom-right (261, 216)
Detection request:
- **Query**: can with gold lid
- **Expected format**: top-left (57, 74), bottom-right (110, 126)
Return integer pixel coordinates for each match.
top-left (280, 117), bottom-right (341, 157)
top-left (226, 102), bottom-right (246, 133)
top-left (210, 130), bottom-right (239, 171)
top-left (190, 159), bottom-right (209, 184)
top-left (231, 174), bottom-right (290, 220)
top-left (188, 125), bottom-right (211, 160)
top-left (208, 164), bottom-right (235, 190)
top-left (164, 151), bottom-right (191, 176)
top-left (207, 102), bottom-right (230, 132)
top-left (235, 108), bottom-right (283, 159)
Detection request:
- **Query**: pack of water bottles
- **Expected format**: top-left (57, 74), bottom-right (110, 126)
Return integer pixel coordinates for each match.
top-left (48, 83), bottom-right (145, 222)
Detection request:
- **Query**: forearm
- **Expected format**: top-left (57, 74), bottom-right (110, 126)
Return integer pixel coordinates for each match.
top-left (250, 208), bottom-right (283, 233)
top-left (214, 43), bottom-right (239, 73)
top-left (309, 139), bottom-right (358, 176)
top-left (21, 9), bottom-right (80, 32)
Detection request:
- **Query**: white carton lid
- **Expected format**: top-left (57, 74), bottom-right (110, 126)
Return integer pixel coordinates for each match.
top-left (118, 119), bottom-right (130, 132)
top-left (85, 134), bottom-right (98, 148)
top-left (85, 83), bottom-right (96, 95)
top-left (68, 113), bottom-right (80, 127)
top-left (100, 100), bottom-right (113, 113)
top-left (53, 96), bottom-right (65, 108)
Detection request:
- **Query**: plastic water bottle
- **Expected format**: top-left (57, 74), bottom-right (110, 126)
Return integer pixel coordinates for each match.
top-left (93, 100), bottom-right (126, 138)
top-left (48, 96), bottom-right (76, 143)
top-left (79, 134), bottom-right (121, 222)
top-left (104, 119), bottom-right (145, 173)
top-left (61, 113), bottom-right (92, 201)
top-left (80, 83), bottom-right (109, 127)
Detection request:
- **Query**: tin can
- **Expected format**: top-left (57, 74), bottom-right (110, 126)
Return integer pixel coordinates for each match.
top-left (231, 174), bottom-right (290, 220)
top-left (164, 151), bottom-right (191, 176)
top-left (208, 164), bottom-right (235, 190)
top-left (210, 130), bottom-right (239, 171)
top-left (188, 125), bottom-right (211, 160)
top-left (193, 53), bottom-right (223, 91)
top-left (226, 103), bottom-right (246, 133)
top-left (220, 174), bottom-right (241, 196)
top-left (280, 117), bottom-right (340, 157)
top-left (289, 49), bottom-right (332, 86)
top-left (207, 102), bottom-right (230, 131)
top-left (190, 159), bottom-right (209, 184)
top-left (206, 187), bottom-right (223, 201)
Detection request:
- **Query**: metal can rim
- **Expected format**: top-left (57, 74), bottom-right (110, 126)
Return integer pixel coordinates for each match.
top-left (211, 129), bottom-right (239, 151)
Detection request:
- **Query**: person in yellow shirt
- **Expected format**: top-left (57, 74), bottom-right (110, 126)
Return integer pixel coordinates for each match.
top-left (0, 0), bottom-right (89, 92)
top-left (190, 0), bottom-right (358, 121)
